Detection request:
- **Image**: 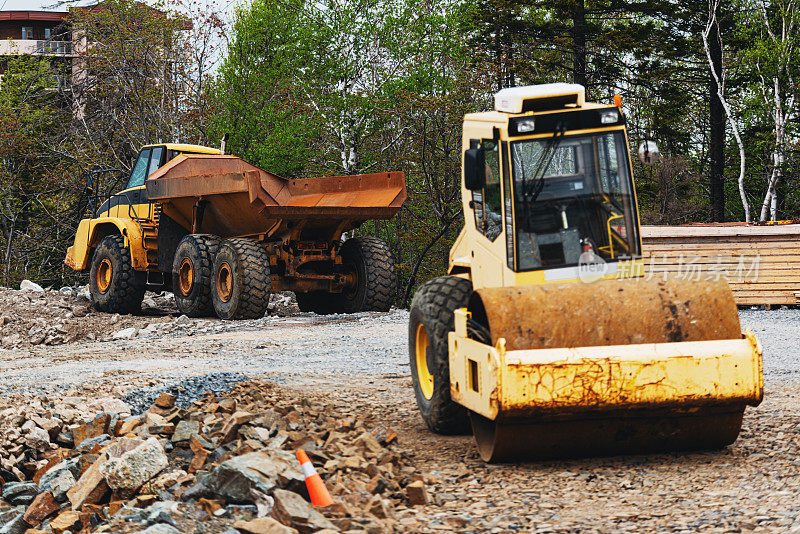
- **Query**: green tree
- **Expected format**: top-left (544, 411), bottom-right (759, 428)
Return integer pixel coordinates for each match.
top-left (0, 57), bottom-right (78, 286)
top-left (208, 0), bottom-right (318, 177)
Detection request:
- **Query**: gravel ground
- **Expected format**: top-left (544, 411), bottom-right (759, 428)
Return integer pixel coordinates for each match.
top-left (2, 286), bottom-right (800, 532)
top-left (739, 308), bottom-right (800, 379)
top-left (0, 305), bottom-right (792, 395)
top-left (0, 310), bottom-right (409, 395)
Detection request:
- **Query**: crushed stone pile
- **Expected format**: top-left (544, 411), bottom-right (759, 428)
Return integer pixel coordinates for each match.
top-left (121, 374), bottom-right (251, 414)
top-left (0, 286), bottom-right (173, 349)
top-left (0, 380), bottom-right (430, 533)
top-left (0, 284), bottom-right (301, 350)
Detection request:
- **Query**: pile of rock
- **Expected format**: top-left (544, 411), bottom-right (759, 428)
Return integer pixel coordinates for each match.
top-left (0, 286), bottom-right (174, 350)
top-left (0, 381), bottom-right (429, 533)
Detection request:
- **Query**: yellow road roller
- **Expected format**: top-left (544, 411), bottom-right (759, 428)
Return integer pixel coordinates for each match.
top-left (408, 83), bottom-right (763, 462)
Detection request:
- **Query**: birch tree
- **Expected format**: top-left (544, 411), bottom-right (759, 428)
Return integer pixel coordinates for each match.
top-left (702, 0), bottom-right (751, 222)
top-left (743, 0), bottom-right (799, 221)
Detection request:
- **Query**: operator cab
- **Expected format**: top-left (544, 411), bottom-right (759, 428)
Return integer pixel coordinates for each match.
top-left (464, 83), bottom-right (642, 274)
top-left (95, 143), bottom-right (222, 218)
top-left (124, 143), bottom-right (222, 190)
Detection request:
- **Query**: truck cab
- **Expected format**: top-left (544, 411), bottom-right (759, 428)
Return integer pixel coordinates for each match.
top-left (94, 143), bottom-right (221, 222)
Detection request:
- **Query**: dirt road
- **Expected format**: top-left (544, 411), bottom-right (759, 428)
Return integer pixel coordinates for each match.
top-left (1, 286), bottom-right (799, 532)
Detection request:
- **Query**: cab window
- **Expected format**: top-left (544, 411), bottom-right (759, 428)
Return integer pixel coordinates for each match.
top-left (125, 148), bottom-right (151, 190)
top-left (470, 139), bottom-right (502, 242)
top-left (147, 147), bottom-right (165, 179)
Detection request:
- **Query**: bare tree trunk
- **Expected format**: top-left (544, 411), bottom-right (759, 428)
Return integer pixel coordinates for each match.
top-left (702, 0), bottom-right (750, 222)
top-left (707, 11), bottom-right (725, 222)
top-left (755, 2), bottom-right (798, 221)
top-left (2, 221), bottom-right (15, 287)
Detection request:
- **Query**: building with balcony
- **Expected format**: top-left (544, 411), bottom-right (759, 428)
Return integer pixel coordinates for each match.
top-left (1, 5), bottom-right (189, 120)
top-left (0, 10), bottom-right (74, 90)
top-left (0, 10), bottom-right (74, 58)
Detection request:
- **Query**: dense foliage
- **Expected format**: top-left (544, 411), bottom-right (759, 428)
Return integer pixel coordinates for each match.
top-left (1, 0), bottom-right (799, 304)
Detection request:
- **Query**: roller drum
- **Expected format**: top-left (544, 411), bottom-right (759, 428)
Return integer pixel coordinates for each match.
top-left (465, 278), bottom-right (748, 462)
top-left (467, 278), bottom-right (741, 350)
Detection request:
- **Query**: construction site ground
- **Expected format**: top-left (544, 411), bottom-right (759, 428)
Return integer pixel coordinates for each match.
top-left (1, 286), bottom-right (800, 533)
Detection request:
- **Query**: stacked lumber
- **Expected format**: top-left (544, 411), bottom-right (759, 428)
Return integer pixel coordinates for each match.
top-left (640, 224), bottom-right (800, 306)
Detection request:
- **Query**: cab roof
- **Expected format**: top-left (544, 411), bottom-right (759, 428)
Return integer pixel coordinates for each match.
top-left (142, 143), bottom-right (221, 155)
top-left (464, 102), bottom-right (613, 123)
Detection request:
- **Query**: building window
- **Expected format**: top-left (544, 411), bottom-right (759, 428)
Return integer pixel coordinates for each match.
top-left (45, 28), bottom-right (52, 39)
top-left (21, 27), bottom-right (33, 40)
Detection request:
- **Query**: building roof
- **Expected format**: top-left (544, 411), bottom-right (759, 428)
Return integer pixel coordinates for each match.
top-left (0, 11), bottom-right (68, 22)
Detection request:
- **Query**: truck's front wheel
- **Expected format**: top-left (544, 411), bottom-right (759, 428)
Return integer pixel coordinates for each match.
top-left (89, 235), bottom-right (146, 314)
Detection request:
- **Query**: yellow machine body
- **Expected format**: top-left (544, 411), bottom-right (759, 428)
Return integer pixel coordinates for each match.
top-left (65, 143), bottom-right (220, 272)
top-left (449, 311), bottom-right (762, 420)
top-left (422, 83), bottom-right (764, 461)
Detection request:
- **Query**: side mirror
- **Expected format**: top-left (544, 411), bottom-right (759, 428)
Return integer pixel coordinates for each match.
top-left (464, 148), bottom-right (486, 190)
top-left (638, 140), bottom-right (661, 165)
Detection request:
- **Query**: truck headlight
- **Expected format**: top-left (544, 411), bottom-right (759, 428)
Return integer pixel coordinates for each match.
top-left (516, 119), bottom-right (536, 133)
top-left (600, 110), bottom-right (618, 124)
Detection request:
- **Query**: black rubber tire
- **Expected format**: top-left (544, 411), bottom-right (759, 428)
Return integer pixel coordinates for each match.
top-left (212, 238), bottom-right (271, 320)
top-left (408, 275), bottom-right (472, 434)
top-left (337, 236), bottom-right (396, 313)
top-left (89, 234), bottom-right (146, 314)
top-left (172, 234), bottom-right (220, 317)
top-left (295, 291), bottom-right (338, 315)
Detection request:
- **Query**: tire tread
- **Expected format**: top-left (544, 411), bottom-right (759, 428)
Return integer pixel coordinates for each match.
top-left (409, 275), bottom-right (473, 434)
top-left (215, 238), bottom-right (271, 320)
top-left (90, 234), bottom-right (146, 314)
top-left (343, 236), bottom-right (396, 312)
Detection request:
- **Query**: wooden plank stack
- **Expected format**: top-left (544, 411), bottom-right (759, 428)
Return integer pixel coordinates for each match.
top-left (640, 224), bottom-right (800, 306)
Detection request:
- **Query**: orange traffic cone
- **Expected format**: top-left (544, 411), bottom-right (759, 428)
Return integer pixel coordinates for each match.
top-left (296, 448), bottom-right (334, 507)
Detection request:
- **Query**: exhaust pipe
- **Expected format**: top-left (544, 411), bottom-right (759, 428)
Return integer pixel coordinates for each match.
top-left (220, 133), bottom-right (229, 155)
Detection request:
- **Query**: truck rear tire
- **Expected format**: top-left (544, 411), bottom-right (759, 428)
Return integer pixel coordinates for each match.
top-left (409, 275), bottom-right (472, 435)
top-left (173, 234), bottom-right (220, 317)
top-left (89, 234), bottom-right (146, 314)
top-left (212, 238), bottom-right (271, 320)
top-left (338, 236), bottom-right (396, 313)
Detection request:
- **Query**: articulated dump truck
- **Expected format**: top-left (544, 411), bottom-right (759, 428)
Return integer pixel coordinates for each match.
top-left (66, 144), bottom-right (406, 319)
top-left (408, 84), bottom-right (764, 462)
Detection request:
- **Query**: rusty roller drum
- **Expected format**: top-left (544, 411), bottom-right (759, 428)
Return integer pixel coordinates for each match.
top-left (465, 278), bottom-right (752, 462)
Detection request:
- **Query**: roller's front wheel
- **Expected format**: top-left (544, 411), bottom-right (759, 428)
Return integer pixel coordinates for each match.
top-left (408, 276), bottom-right (472, 435)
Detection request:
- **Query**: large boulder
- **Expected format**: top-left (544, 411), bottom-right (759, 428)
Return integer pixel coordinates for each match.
top-left (101, 437), bottom-right (168, 492)
top-left (204, 451), bottom-right (304, 503)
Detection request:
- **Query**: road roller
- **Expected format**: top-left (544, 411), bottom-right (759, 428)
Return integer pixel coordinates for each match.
top-left (408, 83), bottom-right (763, 462)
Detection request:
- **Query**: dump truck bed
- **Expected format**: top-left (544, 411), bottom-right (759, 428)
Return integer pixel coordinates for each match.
top-left (146, 155), bottom-right (406, 239)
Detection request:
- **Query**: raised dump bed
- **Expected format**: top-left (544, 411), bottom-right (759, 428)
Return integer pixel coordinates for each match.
top-left (641, 223), bottom-right (800, 306)
top-left (146, 155), bottom-right (406, 240)
top-left (143, 155), bottom-right (407, 319)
